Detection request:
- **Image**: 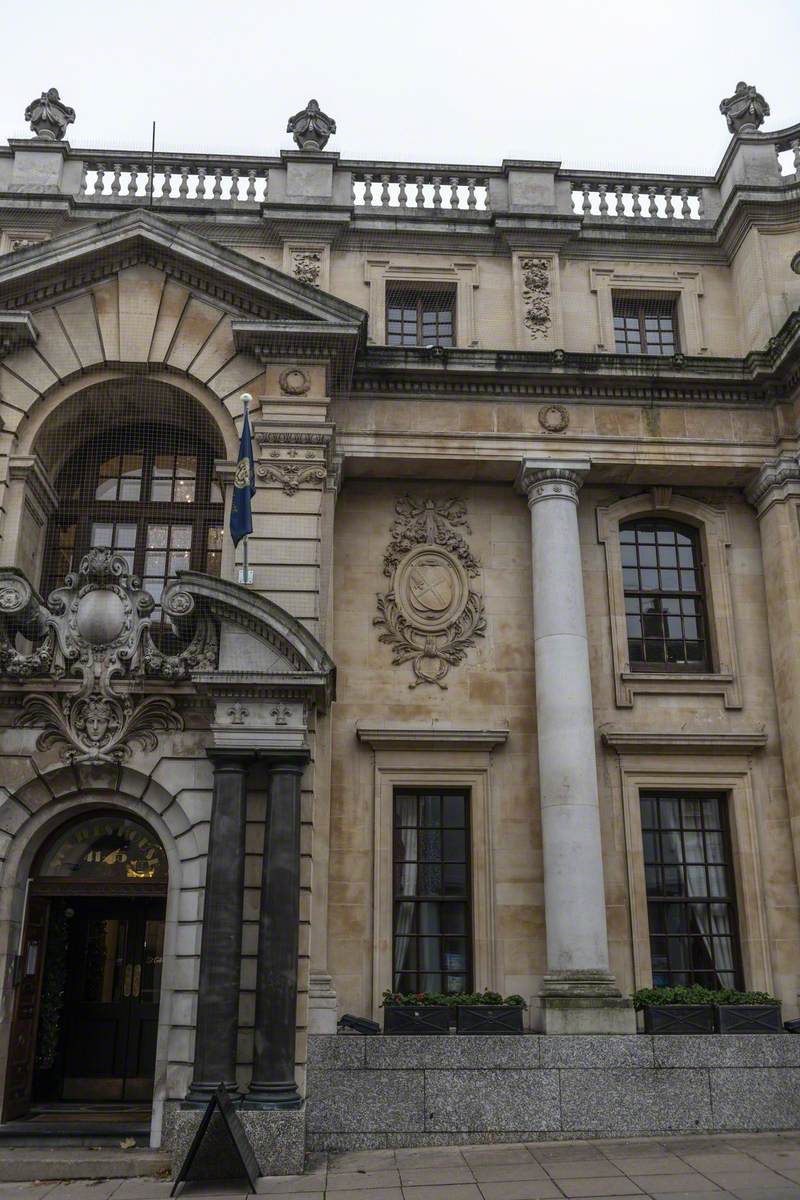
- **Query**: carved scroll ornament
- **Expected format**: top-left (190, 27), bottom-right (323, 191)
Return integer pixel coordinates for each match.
top-left (375, 497), bottom-right (486, 688)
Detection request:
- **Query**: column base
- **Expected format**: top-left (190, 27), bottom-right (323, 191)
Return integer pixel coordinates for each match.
top-left (308, 972), bottom-right (338, 1034)
top-left (541, 970), bottom-right (636, 1034)
top-left (243, 1080), bottom-right (303, 1109)
top-left (183, 1080), bottom-right (240, 1107)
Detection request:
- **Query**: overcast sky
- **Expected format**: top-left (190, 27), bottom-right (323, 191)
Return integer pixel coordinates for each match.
top-left (3, 0), bottom-right (798, 174)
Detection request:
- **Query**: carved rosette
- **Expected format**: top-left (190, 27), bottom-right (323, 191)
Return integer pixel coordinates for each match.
top-left (375, 497), bottom-right (486, 688)
top-left (255, 431), bottom-right (329, 496)
top-left (520, 257), bottom-right (551, 340)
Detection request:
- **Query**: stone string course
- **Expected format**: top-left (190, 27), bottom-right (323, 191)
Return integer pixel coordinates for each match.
top-left (306, 1034), bottom-right (800, 1150)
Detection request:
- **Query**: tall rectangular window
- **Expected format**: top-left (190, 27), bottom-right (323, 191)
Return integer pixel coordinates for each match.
top-left (393, 789), bottom-right (471, 993)
top-left (613, 295), bottom-right (678, 355)
top-left (621, 520), bottom-right (709, 671)
top-left (641, 791), bottom-right (742, 990)
top-left (386, 285), bottom-right (455, 348)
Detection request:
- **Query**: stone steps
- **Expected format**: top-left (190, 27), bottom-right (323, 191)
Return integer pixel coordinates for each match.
top-left (0, 1146), bottom-right (170, 1181)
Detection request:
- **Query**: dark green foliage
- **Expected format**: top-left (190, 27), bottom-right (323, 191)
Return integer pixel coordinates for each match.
top-left (632, 984), bottom-right (777, 1011)
top-left (381, 988), bottom-right (526, 1008)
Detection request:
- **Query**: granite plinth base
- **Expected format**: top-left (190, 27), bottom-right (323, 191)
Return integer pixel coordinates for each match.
top-left (305, 1033), bottom-right (800, 1150)
top-left (165, 1102), bottom-right (305, 1178)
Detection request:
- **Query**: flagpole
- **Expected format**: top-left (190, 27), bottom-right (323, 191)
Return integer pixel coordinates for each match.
top-left (242, 392), bottom-right (251, 585)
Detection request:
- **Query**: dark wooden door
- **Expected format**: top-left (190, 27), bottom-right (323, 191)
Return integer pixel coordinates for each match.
top-left (3, 895), bottom-right (49, 1120)
top-left (61, 898), bottom-right (165, 1101)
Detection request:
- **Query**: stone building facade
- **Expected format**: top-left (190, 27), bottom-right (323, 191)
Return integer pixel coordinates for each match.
top-left (0, 84), bottom-right (799, 1165)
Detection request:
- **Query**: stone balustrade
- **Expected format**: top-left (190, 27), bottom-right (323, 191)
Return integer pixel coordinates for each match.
top-left (567, 175), bottom-right (708, 221)
top-left (349, 166), bottom-right (492, 211)
top-left (78, 152), bottom-right (271, 203)
top-left (2, 117), bottom-right (799, 226)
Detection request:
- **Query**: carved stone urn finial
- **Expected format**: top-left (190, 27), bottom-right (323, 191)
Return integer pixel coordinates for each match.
top-left (287, 99), bottom-right (336, 151)
top-left (24, 87), bottom-right (76, 141)
top-left (719, 81), bottom-right (770, 135)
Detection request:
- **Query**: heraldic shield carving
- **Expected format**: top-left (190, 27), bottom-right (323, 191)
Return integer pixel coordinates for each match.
top-left (375, 497), bottom-right (486, 688)
top-left (0, 549), bottom-right (216, 763)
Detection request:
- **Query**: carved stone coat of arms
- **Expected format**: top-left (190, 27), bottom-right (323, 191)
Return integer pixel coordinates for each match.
top-left (375, 497), bottom-right (486, 688)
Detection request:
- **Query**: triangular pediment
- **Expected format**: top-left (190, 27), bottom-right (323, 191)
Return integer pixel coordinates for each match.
top-left (0, 209), bottom-right (367, 332)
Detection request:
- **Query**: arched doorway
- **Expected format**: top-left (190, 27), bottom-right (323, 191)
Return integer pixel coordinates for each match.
top-left (4, 811), bottom-right (168, 1121)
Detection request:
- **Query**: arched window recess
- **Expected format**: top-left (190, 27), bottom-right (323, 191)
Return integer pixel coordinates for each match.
top-left (596, 492), bottom-right (742, 710)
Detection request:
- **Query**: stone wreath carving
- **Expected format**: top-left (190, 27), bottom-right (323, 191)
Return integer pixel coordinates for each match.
top-left (538, 403), bottom-right (569, 433)
top-left (375, 497), bottom-right (486, 688)
top-left (0, 550), bottom-right (220, 763)
top-left (520, 257), bottom-right (551, 340)
top-left (278, 367), bottom-right (311, 395)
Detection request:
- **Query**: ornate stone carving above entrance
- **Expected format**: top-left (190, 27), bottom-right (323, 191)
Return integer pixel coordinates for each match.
top-left (375, 498), bottom-right (485, 689)
top-left (0, 549), bottom-right (192, 763)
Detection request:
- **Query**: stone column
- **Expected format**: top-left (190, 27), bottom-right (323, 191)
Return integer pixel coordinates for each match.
top-left (517, 458), bottom-right (634, 1033)
top-left (245, 753), bottom-right (309, 1108)
top-left (186, 750), bottom-right (251, 1102)
top-left (747, 457), bottom-right (800, 890)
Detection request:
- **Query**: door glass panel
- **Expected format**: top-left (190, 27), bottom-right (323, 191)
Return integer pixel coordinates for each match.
top-left (82, 918), bottom-right (127, 1002)
top-left (140, 919), bottom-right (164, 1003)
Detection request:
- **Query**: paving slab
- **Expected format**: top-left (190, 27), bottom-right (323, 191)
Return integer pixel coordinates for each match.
top-left (627, 1173), bottom-right (720, 1193)
top-left (327, 1172), bottom-right (401, 1191)
top-left (475, 1183), bottom-right (562, 1200)
top-left (555, 1180), bottom-right (645, 1198)
top-left (470, 1164), bottom-right (550, 1183)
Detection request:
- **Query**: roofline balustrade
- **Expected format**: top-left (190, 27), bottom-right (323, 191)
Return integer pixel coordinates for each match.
top-left (0, 115), bottom-right (798, 240)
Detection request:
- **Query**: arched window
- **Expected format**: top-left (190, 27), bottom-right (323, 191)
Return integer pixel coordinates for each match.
top-left (43, 423), bottom-right (224, 625)
top-left (620, 519), bottom-right (709, 671)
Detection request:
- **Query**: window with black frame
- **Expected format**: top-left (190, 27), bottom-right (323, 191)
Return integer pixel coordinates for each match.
top-left (393, 788), bottom-right (472, 994)
top-left (621, 519), bottom-right (709, 671)
top-left (613, 294), bottom-right (679, 356)
top-left (386, 284), bottom-right (455, 348)
top-left (43, 424), bottom-right (224, 643)
top-left (641, 791), bottom-right (742, 990)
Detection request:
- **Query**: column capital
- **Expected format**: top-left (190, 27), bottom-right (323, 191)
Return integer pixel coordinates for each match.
top-left (745, 455), bottom-right (800, 517)
top-left (515, 456), bottom-right (590, 506)
top-left (206, 747), bottom-right (256, 768)
top-left (258, 749), bottom-right (310, 774)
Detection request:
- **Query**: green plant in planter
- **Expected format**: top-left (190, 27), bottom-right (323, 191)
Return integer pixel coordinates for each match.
top-left (632, 985), bottom-right (777, 1011)
top-left (381, 988), bottom-right (526, 1008)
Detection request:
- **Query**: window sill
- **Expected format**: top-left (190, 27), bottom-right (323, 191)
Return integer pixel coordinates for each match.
top-left (621, 671), bottom-right (733, 684)
top-left (616, 670), bottom-right (741, 711)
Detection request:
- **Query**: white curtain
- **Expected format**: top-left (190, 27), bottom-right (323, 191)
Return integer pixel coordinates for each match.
top-left (662, 825), bottom-right (734, 984)
top-left (393, 795), bottom-right (418, 982)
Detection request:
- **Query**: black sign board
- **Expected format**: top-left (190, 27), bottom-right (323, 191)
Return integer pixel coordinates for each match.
top-left (171, 1083), bottom-right (260, 1195)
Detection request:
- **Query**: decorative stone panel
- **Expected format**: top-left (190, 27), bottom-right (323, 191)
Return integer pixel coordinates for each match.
top-left (374, 496), bottom-right (486, 688)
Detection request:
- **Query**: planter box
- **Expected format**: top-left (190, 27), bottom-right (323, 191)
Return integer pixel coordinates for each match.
top-left (456, 1005), bottom-right (524, 1035)
top-left (717, 1004), bottom-right (782, 1034)
top-left (643, 1004), bottom-right (716, 1034)
top-left (383, 1005), bottom-right (450, 1034)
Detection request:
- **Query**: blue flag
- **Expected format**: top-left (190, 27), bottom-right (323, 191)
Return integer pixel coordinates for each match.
top-left (230, 407), bottom-right (255, 547)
